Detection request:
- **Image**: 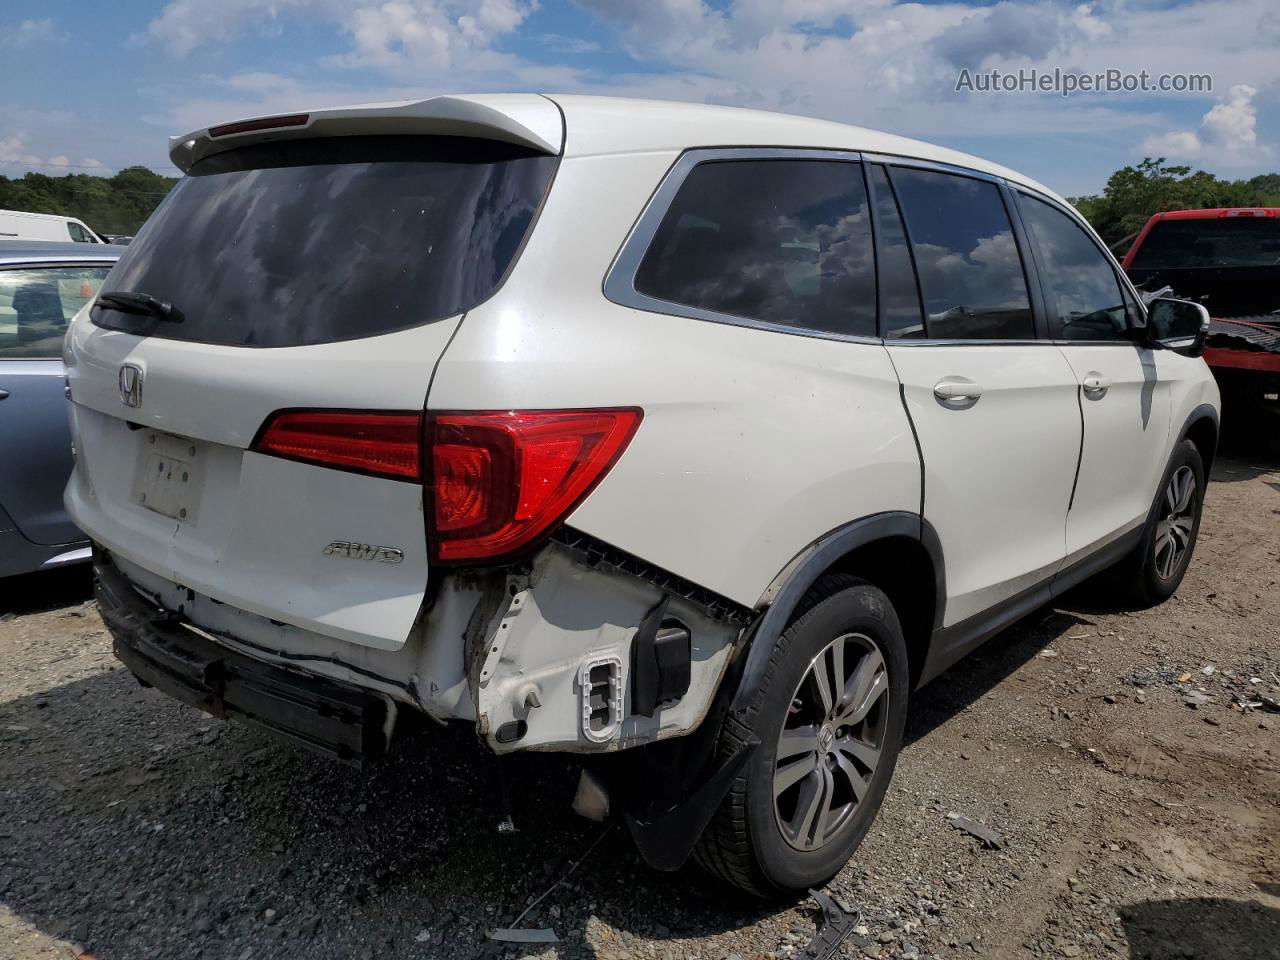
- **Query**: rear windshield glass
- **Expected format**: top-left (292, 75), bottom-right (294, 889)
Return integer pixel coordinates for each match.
top-left (1129, 217), bottom-right (1280, 270)
top-left (92, 136), bottom-right (557, 347)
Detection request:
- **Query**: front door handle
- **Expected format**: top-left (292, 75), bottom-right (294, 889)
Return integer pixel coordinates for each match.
top-left (0, 389), bottom-right (9, 401)
top-left (1082, 374), bottom-right (1111, 398)
top-left (933, 378), bottom-right (983, 403)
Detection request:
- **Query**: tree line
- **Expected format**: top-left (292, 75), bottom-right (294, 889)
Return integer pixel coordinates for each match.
top-left (1070, 158), bottom-right (1280, 247)
top-left (2, 156), bottom-right (1277, 248)
top-left (0, 167), bottom-right (177, 237)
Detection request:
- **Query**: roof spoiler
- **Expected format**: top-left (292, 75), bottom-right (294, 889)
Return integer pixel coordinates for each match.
top-left (168, 94), bottom-right (564, 172)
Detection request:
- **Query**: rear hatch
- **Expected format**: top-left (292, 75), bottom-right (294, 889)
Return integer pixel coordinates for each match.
top-left (65, 99), bottom-right (561, 649)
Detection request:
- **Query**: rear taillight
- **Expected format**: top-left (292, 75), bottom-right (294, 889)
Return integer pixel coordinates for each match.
top-left (428, 409), bottom-right (642, 563)
top-left (252, 407), bottom-right (642, 565)
top-left (253, 411), bottom-right (422, 481)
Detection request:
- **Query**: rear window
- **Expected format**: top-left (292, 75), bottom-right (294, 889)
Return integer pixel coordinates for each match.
top-left (92, 135), bottom-right (558, 347)
top-left (1130, 217), bottom-right (1280, 269)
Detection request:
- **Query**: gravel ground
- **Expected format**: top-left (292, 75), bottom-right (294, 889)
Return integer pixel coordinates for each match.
top-left (2, 446), bottom-right (1278, 960)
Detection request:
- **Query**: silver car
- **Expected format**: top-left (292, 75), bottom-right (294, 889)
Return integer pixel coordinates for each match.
top-left (0, 239), bottom-right (122, 577)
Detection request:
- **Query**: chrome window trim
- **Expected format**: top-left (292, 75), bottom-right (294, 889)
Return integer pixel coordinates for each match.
top-left (602, 147), bottom-right (883, 346)
top-left (861, 152), bottom-right (1008, 186)
top-left (1052, 341), bottom-right (1141, 347)
top-left (0, 256), bottom-right (119, 267)
top-left (884, 338), bottom-right (1063, 347)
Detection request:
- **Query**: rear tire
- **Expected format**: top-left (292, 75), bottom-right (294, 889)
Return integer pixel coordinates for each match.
top-left (1115, 439), bottom-right (1206, 607)
top-left (693, 574), bottom-right (909, 898)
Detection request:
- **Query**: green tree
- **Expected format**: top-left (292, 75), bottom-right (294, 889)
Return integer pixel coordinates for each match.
top-left (0, 166), bottom-right (177, 236)
top-left (1070, 158), bottom-right (1280, 246)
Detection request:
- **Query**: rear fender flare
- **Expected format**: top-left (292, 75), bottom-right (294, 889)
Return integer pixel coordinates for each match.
top-left (728, 511), bottom-right (944, 714)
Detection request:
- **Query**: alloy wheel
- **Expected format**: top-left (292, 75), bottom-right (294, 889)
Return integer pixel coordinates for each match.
top-left (1154, 465), bottom-right (1197, 581)
top-left (773, 632), bottom-right (889, 851)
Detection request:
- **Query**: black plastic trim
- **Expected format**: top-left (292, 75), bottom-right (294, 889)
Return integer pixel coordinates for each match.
top-left (999, 179), bottom-right (1052, 342)
top-left (623, 737), bottom-right (758, 872)
top-left (729, 511), bottom-right (944, 712)
top-left (552, 527), bottom-right (752, 625)
top-left (917, 523), bottom-right (1142, 685)
top-left (1174, 402), bottom-right (1221, 471)
top-left (95, 552), bottom-right (391, 767)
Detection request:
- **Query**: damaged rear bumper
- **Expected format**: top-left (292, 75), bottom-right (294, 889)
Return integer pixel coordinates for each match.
top-left (95, 541), bottom-right (767, 872)
top-left (97, 553), bottom-right (392, 768)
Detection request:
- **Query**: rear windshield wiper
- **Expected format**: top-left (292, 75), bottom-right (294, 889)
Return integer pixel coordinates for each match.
top-left (97, 291), bottom-right (185, 324)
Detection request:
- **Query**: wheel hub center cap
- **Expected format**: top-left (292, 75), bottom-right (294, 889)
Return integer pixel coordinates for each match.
top-left (818, 724), bottom-right (835, 755)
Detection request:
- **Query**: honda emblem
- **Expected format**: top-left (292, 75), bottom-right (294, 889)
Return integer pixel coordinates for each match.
top-left (118, 363), bottom-right (143, 407)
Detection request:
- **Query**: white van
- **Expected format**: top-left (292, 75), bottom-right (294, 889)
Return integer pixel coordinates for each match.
top-left (0, 209), bottom-right (104, 244)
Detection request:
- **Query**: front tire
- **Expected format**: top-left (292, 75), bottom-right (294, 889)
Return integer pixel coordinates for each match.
top-left (1118, 439), bottom-right (1206, 606)
top-left (693, 575), bottom-right (909, 898)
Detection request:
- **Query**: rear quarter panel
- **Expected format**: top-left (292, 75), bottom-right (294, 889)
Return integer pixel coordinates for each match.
top-left (428, 151), bottom-right (921, 607)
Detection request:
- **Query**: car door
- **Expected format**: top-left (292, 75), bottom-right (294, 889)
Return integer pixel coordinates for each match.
top-left (0, 261), bottom-right (111, 545)
top-left (869, 162), bottom-right (1081, 628)
top-left (1014, 191), bottom-right (1172, 561)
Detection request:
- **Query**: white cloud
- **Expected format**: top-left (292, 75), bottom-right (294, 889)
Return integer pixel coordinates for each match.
top-left (132, 0), bottom-right (1276, 194)
top-left (1142, 84), bottom-right (1272, 166)
top-left (934, 3), bottom-right (1062, 70)
top-left (0, 17), bottom-right (64, 47)
top-left (0, 133), bottom-right (97, 173)
top-left (538, 33), bottom-right (601, 54)
top-left (0, 133), bottom-right (44, 167)
top-left (147, 0), bottom-right (538, 69)
top-left (146, 0), bottom-right (321, 58)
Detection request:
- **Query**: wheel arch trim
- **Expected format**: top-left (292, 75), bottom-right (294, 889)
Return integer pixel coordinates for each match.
top-left (730, 511), bottom-right (943, 713)
top-left (1175, 402), bottom-right (1220, 473)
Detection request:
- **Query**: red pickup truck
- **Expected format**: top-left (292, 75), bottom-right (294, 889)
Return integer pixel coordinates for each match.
top-left (1122, 208), bottom-right (1280, 416)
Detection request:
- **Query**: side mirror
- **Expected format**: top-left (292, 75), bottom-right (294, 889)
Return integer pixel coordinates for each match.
top-left (1146, 297), bottom-right (1210, 357)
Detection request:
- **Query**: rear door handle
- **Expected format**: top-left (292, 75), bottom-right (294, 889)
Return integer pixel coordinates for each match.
top-left (933, 379), bottom-right (983, 403)
top-left (0, 389), bottom-right (9, 401)
top-left (1082, 374), bottom-right (1111, 397)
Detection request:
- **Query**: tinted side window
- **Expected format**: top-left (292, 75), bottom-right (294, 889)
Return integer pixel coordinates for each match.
top-left (634, 159), bottom-right (876, 338)
top-left (890, 168), bottom-right (1034, 340)
top-left (868, 164), bottom-right (924, 338)
top-left (0, 266), bottom-right (111, 358)
top-left (1020, 194), bottom-right (1128, 341)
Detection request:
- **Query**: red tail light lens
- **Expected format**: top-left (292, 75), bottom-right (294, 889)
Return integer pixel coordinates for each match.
top-left (428, 409), bottom-right (642, 563)
top-left (253, 411), bottom-right (422, 481)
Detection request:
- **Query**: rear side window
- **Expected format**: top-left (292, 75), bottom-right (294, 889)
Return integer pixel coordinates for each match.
top-left (890, 168), bottom-right (1034, 340)
top-left (867, 165), bottom-right (925, 338)
top-left (1019, 193), bottom-right (1128, 341)
top-left (93, 136), bottom-right (558, 347)
top-left (634, 159), bottom-right (877, 338)
top-left (0, 266), bottom-right (110, 358)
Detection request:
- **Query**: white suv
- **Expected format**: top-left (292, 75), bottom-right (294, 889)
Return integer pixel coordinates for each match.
top-left (64, 95), bottom-right (1219, 897)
